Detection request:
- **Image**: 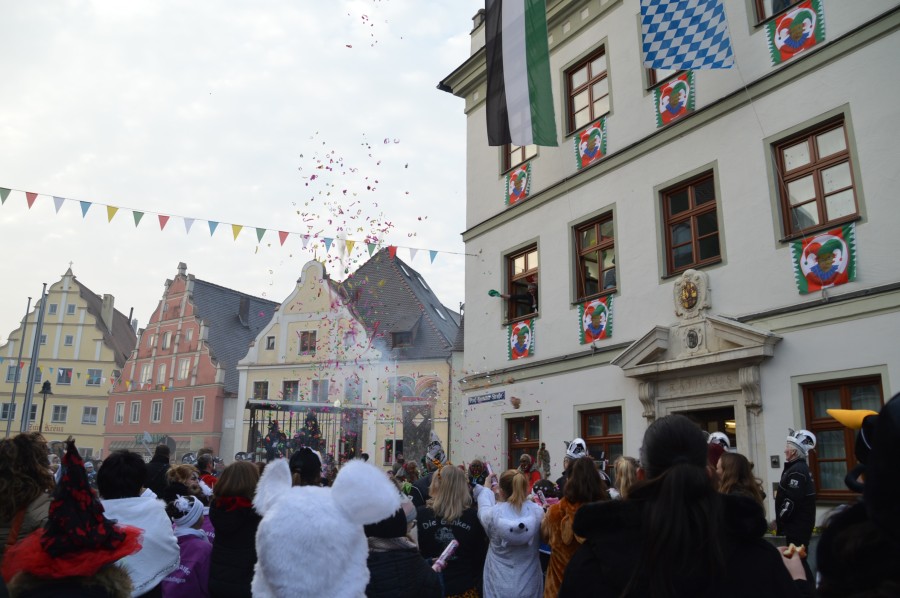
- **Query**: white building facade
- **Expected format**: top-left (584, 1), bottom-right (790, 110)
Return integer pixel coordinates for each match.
top-left (440, 0), bottom-right (900, 519)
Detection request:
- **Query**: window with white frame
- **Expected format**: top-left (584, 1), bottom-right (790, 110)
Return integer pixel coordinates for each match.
top-left (192, 397), bottom-right (205, 422)
top-left (39, 334), bottom-right (47, 345)
top-left (6, 365), bottom-right (20, 383)
top-left (266, 336), bottom-right (276, 350)
top-left (177, 358), bottom-right (191, 380)
top-left (151, 400), bottom-right (162, 423)
top-left (130, 401), bottom-right (141, 424)
top-left (33, 368), bottom-right (42, 383)
top-left (157, 364), bottom-right (167, 386)
top-left (139, 364), bottom-right (151, 384)
top-left (57, 368), bottom-right (73, 385)
top-left (66, 304), bottom-right (76, 315)
top-left (86, 369), bottom-right (102, 386)
top-left (64, 335), bottom-right (74, 346)
top-left (310, 380), bottom-right (329, 402)
top-left (28, 404), bottom-right (36, 421)
top-left (1, 403), bottom-right (15, 420)
top-left (114, 402), bottom-right (124, 424)
top-left (48, 303), bottom-right (58, 315)
top-left (173, 398), bottom-right (185, 423)
top-left (148, 334), bottom-right (156, 348)
top-left (51, 405), bottom-right (68, 423)
top-left (82, 406), bottom-right (98, 425)
top-left (185, 328), bottom-right (193, 342)
top-left (162, 332), bottom-right (172, 350)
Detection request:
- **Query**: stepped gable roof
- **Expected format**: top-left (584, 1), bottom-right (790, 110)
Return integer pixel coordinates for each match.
top-left (191, 279), bottom-right (279, 394)
top-left (341, 249), bottom-right (459, 360)
top-left (75, 278), bottom-right (137, 369)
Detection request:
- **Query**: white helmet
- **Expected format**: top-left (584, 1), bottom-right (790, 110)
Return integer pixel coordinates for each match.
top-left (565, 437), bottom-right (588, 460)
top-left (708, 432), bottom-right (731, 449)
top-left (786, 428), bottom-right (817, 456)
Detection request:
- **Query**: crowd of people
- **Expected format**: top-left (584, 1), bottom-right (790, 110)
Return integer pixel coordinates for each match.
top-left (0, 392), bottom-right (897, 597)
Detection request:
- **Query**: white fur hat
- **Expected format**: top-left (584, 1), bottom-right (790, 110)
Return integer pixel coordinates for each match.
top-left (252, 459), bottom-right (401, 598)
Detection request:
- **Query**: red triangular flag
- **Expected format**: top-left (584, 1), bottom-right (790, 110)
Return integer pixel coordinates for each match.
top-left (278, 231), bottom-right (289, 246)
top-left (26, 192), bottom-right (38, 208)
top-left (158, 215), bottom-right (170, 230)
top-left (388, 246), bottom-right (397, 259)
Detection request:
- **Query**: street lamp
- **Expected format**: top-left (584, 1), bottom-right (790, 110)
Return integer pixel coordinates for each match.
top-left (38, 381), bottom-right (52, 432)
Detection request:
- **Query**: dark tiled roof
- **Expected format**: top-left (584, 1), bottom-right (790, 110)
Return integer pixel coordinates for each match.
top-left (75, 278), bottom-right (137, 368)
top-left (190, 279), bottom-right (279, 394)
top-left (341, 249), bottom-right (460, 360)
top-left (452, 314), bottom-right (465, 352)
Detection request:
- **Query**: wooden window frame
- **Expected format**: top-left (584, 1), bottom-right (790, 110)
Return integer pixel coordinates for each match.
top-left (662, 172), bottom-right (721, 275)
top-left (574, 213), bottom-right (616, 301)
top-left (506, 245), bottom-right (539, 323)
top-left (282, 380), bottom-right (299, 401)
top-left (753, 0), bottom-right (803, 25)
top-left (503, 144), bottom-right (537, 173)
top-left (253, 381), bottom-right (269, 401)
top-left (565, 47), bottom-right (609, 135)
top-left (266, 336), bottom-right (275, 350)
top-left (802, 376), bottom-right (884, 502)
top-left (392, 331), bottom-right (413, 348)
top-left (775, 118), bottom-right (858, 239)
top-left (580, 407), bottom-right (623, 477)
top-left (299, 331), bottom-right (317, 355)
top-left (507, 416), bottom-right (540, 470)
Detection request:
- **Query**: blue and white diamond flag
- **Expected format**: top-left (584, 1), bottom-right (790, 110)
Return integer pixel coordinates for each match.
top-left (641, 0), bottom-right (735, 70)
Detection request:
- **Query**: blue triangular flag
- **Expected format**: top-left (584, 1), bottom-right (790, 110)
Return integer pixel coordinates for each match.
top-left (323, 237), bottom-right (333, 252)
top-left (429, 250), bottom-right (438, 264)
top-left (80, 201), bottom-right (92, 217)
top-left (208, 221), bottom-right (219, 236)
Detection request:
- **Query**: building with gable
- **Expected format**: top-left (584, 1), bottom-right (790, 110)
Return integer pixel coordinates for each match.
top-left (439, 0), bottom-right (900, 522)
top-left (1, 268), bottom-right (136, 458)
top-left (103, 263), bottom-right (277, 460)
top-left (224, 249), bottom-right (460, 467)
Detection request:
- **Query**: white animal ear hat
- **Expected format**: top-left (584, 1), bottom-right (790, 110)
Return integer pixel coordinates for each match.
top-left (252, 459), bottom-right (401, 598)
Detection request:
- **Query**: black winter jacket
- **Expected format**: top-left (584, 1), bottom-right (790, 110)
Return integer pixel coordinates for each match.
top-left (775, 458), bottom-right (816, 547)
top-left (559, 493), bottom-right (813, 598)
top-left (208, 498), bottom-right (261, 598)
top-left (144, 457), bottom-right (171, 497)
top-left (365, 544), bottom-right (442, 598)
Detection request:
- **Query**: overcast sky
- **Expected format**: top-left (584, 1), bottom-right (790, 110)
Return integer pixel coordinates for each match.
top-left (0, 0), bottom-right (481, 343)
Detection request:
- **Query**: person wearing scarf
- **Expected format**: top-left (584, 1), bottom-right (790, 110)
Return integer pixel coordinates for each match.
top-left (162, 495), bottom-right (212, 598)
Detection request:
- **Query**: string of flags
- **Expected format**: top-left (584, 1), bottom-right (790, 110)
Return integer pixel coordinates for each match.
top-left (0, 186), bottom-right (470, 264)
top-left (0, 360), bottom-right (118, 386)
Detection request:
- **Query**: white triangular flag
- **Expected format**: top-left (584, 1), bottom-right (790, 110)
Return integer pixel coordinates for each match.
top-left (184, 218), bottom-right (195, 234)
top-left (302, 236), bottom-right (310, 249)
top-left (53, 196), bottom-right (65, 213)
top-left (408, 248), bottom-right (418, 262)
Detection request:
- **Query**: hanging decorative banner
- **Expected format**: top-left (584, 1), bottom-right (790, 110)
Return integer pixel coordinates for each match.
top-left (158, 215), bottom-right (170, 230)
top-left (791, 222), bottom-right (856, 294)
top-left (184, 218), bottom-right (195, 233)
top-left (107, 206), bottom-right (118, 222)
top-left (323, 237), bottom-right (333, 252)
top-left (278, 231), bottom-right (289, 246)
top-left (388, 246), bottom-right (397, 259)
top-left (302, 235), bottom-right (310, 249)
top-left (654, 71), bottom-right (695, 128)
top-left (505, 162), bottom-right (531, 207)
top-left (579, 296), bottom-right (613, 344)
top-left (256, 227), bottom-right (266, 242)
top-left (408, 248), bottom-right (418, 262)
top-left (345, 239), bottom-right (355, 255)
top-left (80, 201), bottom-right (92, 218)
top-left (429, 250), bottom-right (438, 264)
top-left (26, 192), bottom-right (38, 208)
top-left (767, 0), bottom-right (825, 65)
top-left (508, 319), bottom-right (535, 360)
top-left (53, 196), bottom-right (65, 213)
top-left (231, 224), bottom-right (242, 240)
top-left (574, 118), bottom-right (607, 170)
top-left (208, 221), bottom-right (219, 236)
top-left (367, 243), bottom-right (377, 256)
top-left (133, 211), bottom-right (144, 227)
top-left (0, 188), bottom-right (10, 204)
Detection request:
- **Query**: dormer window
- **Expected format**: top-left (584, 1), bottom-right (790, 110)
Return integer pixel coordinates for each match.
top-left (392, 331), bottom-right (413, 348)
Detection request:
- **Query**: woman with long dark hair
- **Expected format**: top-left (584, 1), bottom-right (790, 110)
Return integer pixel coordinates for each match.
top-left (559, 414), bottom-right (811, 597)
top-left (0, 433), bottom-right (54, 563)
top-left (541, 457), bottom-right (607, 597)
top-left (717, 451), bottom-right (766, 508)
top-left (208, 460), bottom-right (261, 598)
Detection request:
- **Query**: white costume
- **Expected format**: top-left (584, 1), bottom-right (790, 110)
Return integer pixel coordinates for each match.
top-left (475, 485), bottom-right (544, 598)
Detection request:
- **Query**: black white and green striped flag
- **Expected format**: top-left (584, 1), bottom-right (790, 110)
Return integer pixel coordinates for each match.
top-left (485, 0), bottom-right (557, 147)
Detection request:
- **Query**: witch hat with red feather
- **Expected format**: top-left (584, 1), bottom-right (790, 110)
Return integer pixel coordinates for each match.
top-left (1, 438), bottom-right (143, 582)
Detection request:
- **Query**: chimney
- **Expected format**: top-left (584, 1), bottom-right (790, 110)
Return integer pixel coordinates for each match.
top-left (101, 294), bottom-right (115, 332)
top-left (238, 296), bottom-right (249, 327)
top-left (177, 262), bottom-right (187, 277)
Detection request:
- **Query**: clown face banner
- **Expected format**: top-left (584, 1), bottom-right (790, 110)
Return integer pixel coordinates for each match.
top-left (505, 162), bottom-right (531, 207)
top-left (791, 222), bottom-right (856, 294)
top-left (508, 319), bottom-right (534, 360)
top-left (574, 118), bottom-right (607, 170)
top-left (654, 72), bottom-right (694, 128)
top-left (579, 296), bottom-right (613, 344)
top-left (767, 0), bottom-right (825, 65)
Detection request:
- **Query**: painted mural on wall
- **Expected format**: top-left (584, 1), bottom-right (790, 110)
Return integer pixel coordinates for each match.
top-left (791, 222), bottom-right (856, 294)
top-left (654, 71), bottom-right (694, 127)
top-left (508, 319), bottom-right (535, 360)
top-left (579, 296), bottom-right (613, 343)
top-left (505, 162), bottom-right (531, 207)
top-left (767, 0), bottom-right (825, 65)
top-left (574, 118), bottom-right (607, 170)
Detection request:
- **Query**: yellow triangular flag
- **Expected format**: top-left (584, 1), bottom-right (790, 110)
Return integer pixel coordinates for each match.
top-left (345, 240), bottom-right (356, 255)
top-left (107, 206), bottom-right (119, 222)
top-left (232, 224), bottom-right (243, 240)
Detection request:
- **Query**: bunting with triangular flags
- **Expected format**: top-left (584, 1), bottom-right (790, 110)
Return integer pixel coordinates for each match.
top-left (302, 236), bottom-right (310, 249)
top-left (26, 192), bottom-right (38, 208)
top-left (323, 237), bottom-right (333, 252)
top-left (388, 246), bottom-right (397, 259)
top-left (80, 201), bottom-right (92, 217)
top-left (429, 250), bottom-right (438, 264)
top-left (0, 188), bottom-right (10, 204)
top-left (409, 248), bottom-right (418, 262)
top-left (184, 218), bottom-right (195, 234)
top-left (367, 243), bottom-right (377, 256)
top-left (345, 240), bottom-right (355, 255)
top-left (158, 215), bottom-right (170, 230)
top-left (107, 206), bottom-right (119, 222)
top-left (231, 224), bottom-right (242, 240)
top-left (208, 221), bottom-right (219, 236)
top-left (53, 197), bottom-right (65, 213)
top-left (133, 211), bottom-right (144, 226)
top-left (278, 231), bottom-right (289, 246)
top-left (256, 228), bottom-right (266, 242)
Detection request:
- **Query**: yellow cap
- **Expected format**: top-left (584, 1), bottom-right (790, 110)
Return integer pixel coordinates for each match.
top-left (827, 408), bottom-right (878, 430)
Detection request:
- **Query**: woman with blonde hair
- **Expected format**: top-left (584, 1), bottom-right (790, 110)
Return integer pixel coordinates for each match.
top-left (416, 465), bottom-right (487, 598)
top-left (476, 468), bottom-right (545, 598)
top-left (209, 461), bottom-right (261, 597)
top-left (612, 456), bottom-right (639, 500)
top-left (0, 433), bottom-right (54, 563)
top-left (717, 452), bottom-right (766, 507)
